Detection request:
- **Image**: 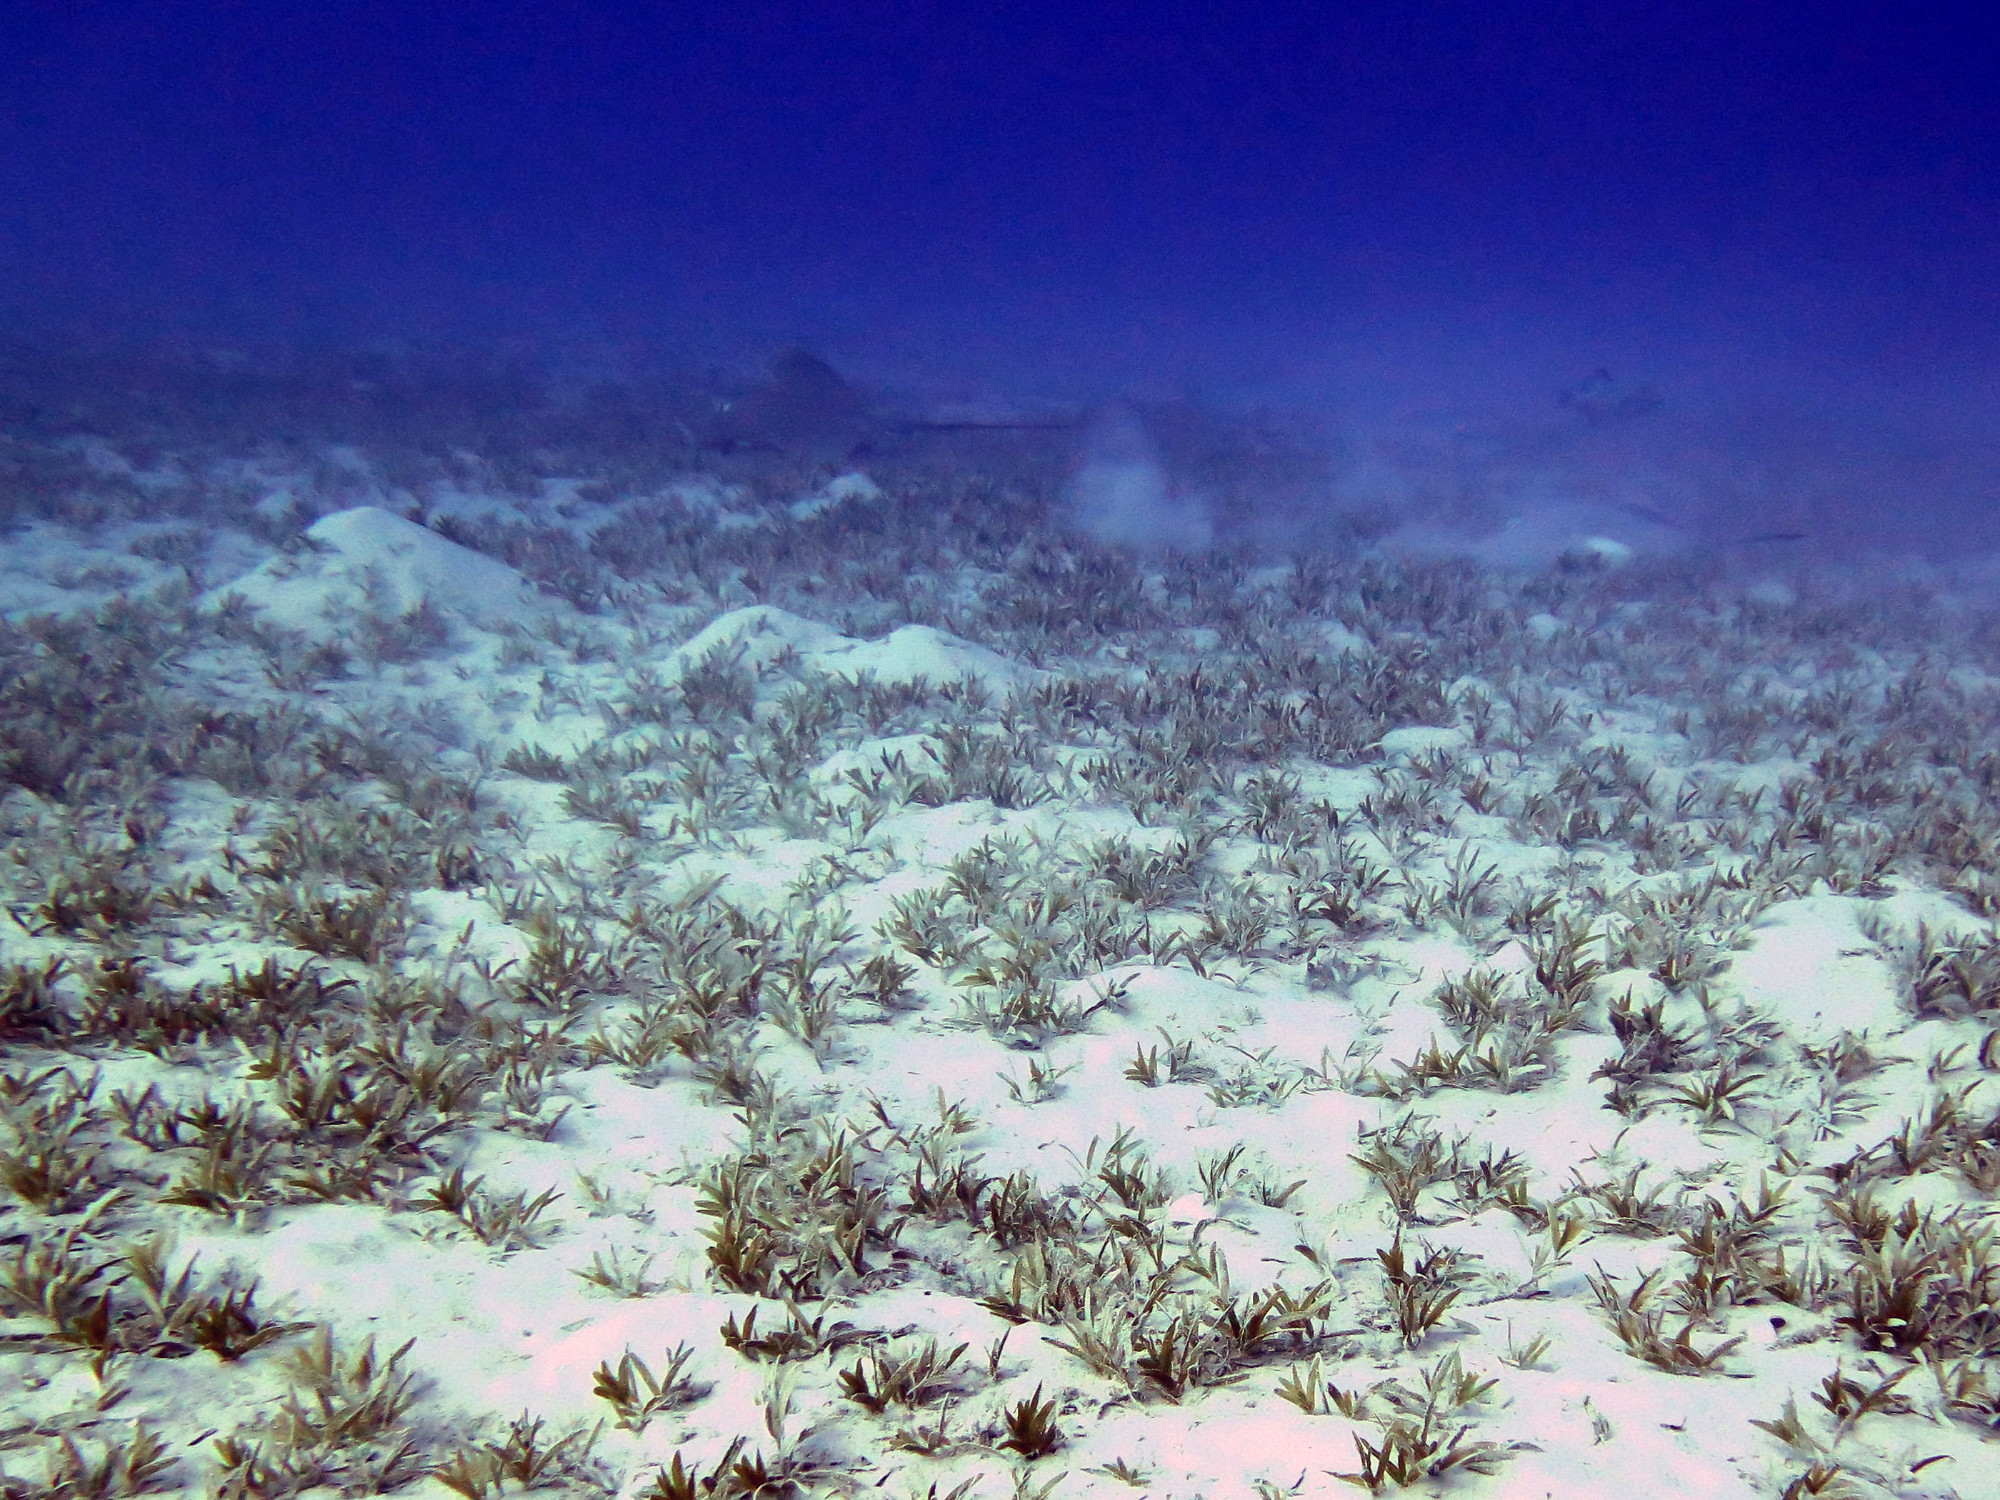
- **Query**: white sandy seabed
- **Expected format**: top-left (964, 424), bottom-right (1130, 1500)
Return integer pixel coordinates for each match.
top-left (1, 469), bottom-right (1998, 1500)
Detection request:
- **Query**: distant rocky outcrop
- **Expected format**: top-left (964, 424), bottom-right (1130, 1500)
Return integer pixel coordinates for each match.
top-left (1559, 367), bottom-right (1663, 426)
top-left (701, 348), bottom-right (871, 463)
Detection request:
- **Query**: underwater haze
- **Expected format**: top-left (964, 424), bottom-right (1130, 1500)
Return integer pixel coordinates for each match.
top-left (5, 1), bottom-right (1999, 560)
top-left (11, 9), bottom-right (2000, 1500)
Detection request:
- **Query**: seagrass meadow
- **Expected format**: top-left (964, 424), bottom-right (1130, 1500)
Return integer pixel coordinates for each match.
top-left (4, 376), bottom-right (2000, 1500)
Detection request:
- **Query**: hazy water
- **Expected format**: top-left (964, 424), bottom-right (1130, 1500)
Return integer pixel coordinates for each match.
top-left (2, 5), bottom-right (1994, 567)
